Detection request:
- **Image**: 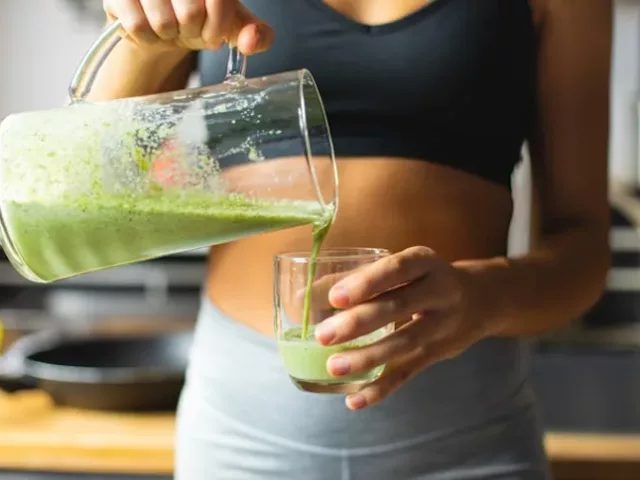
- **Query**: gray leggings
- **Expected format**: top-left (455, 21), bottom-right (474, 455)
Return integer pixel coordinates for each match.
top-left (175, 298), bottom-right (551, 479)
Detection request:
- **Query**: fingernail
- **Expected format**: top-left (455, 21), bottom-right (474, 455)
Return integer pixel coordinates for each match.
top-left (347, 393), bottom-right (367, 410)
top-left (330, 285), bottom-right (349, 306)
top-left (327, 355), bottom-right (350, 376)
top-left (315, 321), bottom-right (336, 344)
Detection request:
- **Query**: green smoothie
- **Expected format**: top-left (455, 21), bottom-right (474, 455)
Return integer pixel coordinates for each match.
top-left (278, 221), bottom-right (391, 387)
top-left (2, 192), bottom-right (331, 282)
top-left (300, 218), bottom-right (332, 338)
top-left (277, 325), bottom-right (387, 383)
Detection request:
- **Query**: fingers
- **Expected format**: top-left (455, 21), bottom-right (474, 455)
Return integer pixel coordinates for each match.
top-left (138, 0), bottom-right (178, 40)
top-left (326, 319), bottom-right (418, 377)
top-left (316, 277), bottom-right (432, 345)
top-left (294, 271), bottom-right (353, 310)
top-left (172, 0), bottom-right (205, 39)
top-left (104, 0), bottom-right (273, 53)
top-left (283, 272), bottom-right (348, 327)
top-left (329, 246), bottom-right (436, 309)
top-left (316, 264), bottom-right (460, 346)
top-left (105, 0), bottom-right (158, 44)
top-left (285, 268), bottom-right (368, 328)
top-left (202, 0), bottom-right (273, 54)
top-left (326, 312), bottom-right (450, 378)
top-left (345, 349), bottom-right (427, 410)
top-left (344, 336), bottom-right (463, 410)
top-left (234, 4), bottom-right (275, 54)
top-left (201, 0), bottom-right (234, 49)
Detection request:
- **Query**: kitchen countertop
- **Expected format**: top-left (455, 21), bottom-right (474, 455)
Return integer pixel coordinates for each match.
top-left (1, 391), bottom-right (640, 475)
top-left (0, 391), bottom-right (172, 475)
top-left (0, 474), bottom-right (169, 480)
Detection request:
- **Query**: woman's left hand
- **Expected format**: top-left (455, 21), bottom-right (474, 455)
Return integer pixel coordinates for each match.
top-left (315, 246), bottom-right (491, 410)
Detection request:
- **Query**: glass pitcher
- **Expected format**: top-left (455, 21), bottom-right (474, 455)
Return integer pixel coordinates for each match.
top-left (0, 21), bottom-right (338, 283)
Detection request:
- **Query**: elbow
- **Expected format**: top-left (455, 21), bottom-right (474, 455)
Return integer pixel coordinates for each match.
top-left (578, 232), bottom-right (611, 316)
top-left (547, 217), bottom-right (611, 319)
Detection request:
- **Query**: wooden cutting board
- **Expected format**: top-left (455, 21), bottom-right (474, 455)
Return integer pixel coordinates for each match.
top-left (1, 390), bottom-right (640, 475)
top-left (0, 390), bottom-right (174, 474)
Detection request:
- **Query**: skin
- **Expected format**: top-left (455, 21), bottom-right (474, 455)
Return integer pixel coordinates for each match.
top-left (95, 0), bottom-right (612, 411)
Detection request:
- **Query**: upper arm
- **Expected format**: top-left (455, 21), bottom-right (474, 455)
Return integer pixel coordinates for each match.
top-left (528, 0), bottom-right (612, 236)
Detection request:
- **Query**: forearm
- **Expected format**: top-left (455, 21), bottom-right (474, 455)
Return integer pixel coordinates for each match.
top-left (87, 37), bottom-right (195, 101)
top-left (455, 222), bottom-right (610, 337)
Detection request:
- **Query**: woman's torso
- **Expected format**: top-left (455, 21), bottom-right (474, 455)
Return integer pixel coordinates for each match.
top-left (179, 1), bottom-right (548, 472)
top-left (201, 0), bottom-right (537, 335)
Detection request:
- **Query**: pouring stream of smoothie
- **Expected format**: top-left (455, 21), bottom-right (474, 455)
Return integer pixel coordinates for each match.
top-left (301, 217), bottom-right (332, 339)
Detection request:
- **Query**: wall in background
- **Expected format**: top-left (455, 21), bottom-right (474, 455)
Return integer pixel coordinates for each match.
top-left (611, 0), bottom-right (640, 185)
top-left (0, 0), bottom-right (102, 118)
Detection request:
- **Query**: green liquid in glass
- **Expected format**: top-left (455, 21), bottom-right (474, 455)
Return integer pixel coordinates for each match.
top-left (278, 325), bottom-right (386, 383)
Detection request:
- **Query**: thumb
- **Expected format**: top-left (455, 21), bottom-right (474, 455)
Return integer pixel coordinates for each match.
top-left (229, 2), bottom-right (275, 55)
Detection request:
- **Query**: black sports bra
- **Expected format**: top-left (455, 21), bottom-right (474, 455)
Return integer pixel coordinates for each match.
top-left (198, 0), bottom-right (537, 189)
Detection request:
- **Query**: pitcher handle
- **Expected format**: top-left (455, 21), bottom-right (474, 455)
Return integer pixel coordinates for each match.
top-left (68, 19), bottom-right (247, 102)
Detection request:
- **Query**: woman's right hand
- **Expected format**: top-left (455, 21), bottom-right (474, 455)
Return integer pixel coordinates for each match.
top-left (103, 0), bottom-right (274, 55)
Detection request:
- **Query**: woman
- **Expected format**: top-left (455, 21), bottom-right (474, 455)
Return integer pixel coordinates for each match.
top-left (94, 0), bottom-right (611, 478)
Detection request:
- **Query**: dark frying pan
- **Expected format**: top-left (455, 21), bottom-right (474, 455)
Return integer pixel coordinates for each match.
top-left (0, 329), bottom-right (193, 411)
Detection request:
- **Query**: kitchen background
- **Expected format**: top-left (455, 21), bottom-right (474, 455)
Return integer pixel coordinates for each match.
top-left (0, 1), bottom-right (639, 479)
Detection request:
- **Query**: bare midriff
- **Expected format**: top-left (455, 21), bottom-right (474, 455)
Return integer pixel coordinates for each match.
top-left (206, 157), bottom-right (514, 336)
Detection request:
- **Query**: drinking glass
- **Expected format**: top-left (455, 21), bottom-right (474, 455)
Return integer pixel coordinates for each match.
top-left (274, 248), bottom-right (394, 393)
top-left (0, 21), bottom-right (337, 283)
